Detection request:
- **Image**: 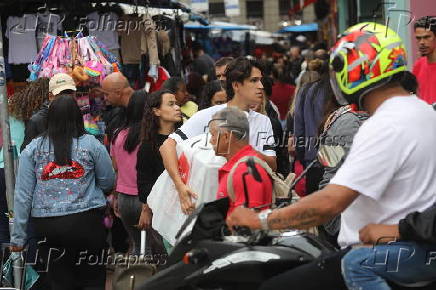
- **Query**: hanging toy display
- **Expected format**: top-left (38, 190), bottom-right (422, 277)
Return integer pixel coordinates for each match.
top-left (27, 34), bottom-right (120, 85)
top-left (27, 34), bottom-right (120, 139)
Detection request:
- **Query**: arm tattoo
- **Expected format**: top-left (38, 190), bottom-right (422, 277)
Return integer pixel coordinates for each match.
top-left (268, 208), bottom-right (328, 230)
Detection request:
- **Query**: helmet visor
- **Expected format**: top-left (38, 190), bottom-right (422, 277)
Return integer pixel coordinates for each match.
top-left (330, 72), bottom-right (349, 106)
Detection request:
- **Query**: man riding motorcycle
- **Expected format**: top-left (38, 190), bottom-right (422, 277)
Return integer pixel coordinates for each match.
top-left (227, 22), bottom-right (436, 290)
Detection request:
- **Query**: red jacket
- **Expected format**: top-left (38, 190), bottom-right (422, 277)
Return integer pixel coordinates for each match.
top-left (270, 83), bottom-right (295, 120)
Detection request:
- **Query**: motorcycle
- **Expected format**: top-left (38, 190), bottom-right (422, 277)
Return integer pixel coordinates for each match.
top-left (139, 197), bottom-right (337, 290)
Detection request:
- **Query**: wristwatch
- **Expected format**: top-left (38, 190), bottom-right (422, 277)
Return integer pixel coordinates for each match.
top-left (258, 209), bottom-right (273, 230)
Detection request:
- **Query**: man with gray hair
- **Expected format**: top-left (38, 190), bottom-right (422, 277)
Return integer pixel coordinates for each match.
top-left (209, 107), bottom-right (273, 215)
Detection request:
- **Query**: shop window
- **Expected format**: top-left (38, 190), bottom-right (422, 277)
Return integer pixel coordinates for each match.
top-left (279, 0), bottom-right (292, 16)
top-left (209, 2), bottom-right (226, 17)
top-left (246, 0), bottom-right (263, 18)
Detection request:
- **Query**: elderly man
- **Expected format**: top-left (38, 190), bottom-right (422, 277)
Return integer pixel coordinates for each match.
top-left (160, 57), bottom-right (277, 215)
top-left (209, 107), bottom-right (272, 215)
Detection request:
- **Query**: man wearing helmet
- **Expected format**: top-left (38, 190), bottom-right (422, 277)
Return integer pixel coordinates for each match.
top-left (227, 23), bottom-right (436, 289)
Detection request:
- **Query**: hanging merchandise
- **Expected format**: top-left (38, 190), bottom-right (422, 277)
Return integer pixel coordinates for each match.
top-left (36, 12), bottom-right (63, 51)
top-left (86, 11), bottom-right (120, 51)
top-left (144, 66), bottom-right (170, 93)
top-left (119, 14), bottom-right (142, 87)
top-left (157, 30), bottom-right (177, 76)
top-left (5, 15), bottom-right (38, 65)
top-left (27, 34), bottom-right (120, 84)
top-left (141, 14), bottom-right (160, 80)
top-left (119, 15), bottom-right (142, 65)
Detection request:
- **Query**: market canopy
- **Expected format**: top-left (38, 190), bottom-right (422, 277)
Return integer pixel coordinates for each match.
top-left (185, 21), bottom-right (256, 31)
top-left (278, 23), bottom-right (319, 33)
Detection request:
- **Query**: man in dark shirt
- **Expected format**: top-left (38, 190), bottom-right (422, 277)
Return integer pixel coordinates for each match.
top-left (190, 42), bottom-right (216, 82)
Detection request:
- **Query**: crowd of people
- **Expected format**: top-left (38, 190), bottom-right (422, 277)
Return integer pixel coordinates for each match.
top-left (1, 15), bottom-right (436, 290)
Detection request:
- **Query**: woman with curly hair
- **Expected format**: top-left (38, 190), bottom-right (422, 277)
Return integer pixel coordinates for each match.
top-left (136, 89), bottom-right (182, 253)
top-left (0, 77), bottom-right (49, 244)
top-left (8, 77), bottom-right (50, 123)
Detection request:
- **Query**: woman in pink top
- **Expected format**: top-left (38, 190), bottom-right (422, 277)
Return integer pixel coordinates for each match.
top-left (110, 91), bottom-right (146, 255)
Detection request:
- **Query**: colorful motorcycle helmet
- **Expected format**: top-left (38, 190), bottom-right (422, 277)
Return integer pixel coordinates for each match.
top-left (330, 22), bottom-right (408, 107)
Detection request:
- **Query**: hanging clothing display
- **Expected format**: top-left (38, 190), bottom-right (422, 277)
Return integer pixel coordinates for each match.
top-left (36, 13), bottom-right (63, 51)
top-left (6, 15), bottom-right (38, 64)
top-left (157, 30), bottom-right (176, 76)
top-left (144, 66), bottom-right (170, 93)
top-left (86, 12), bottom-right (120, 50)
top-left (119, 15), bottom-right (142, 64)
top-left (141, 14), bottom-right (160, 80)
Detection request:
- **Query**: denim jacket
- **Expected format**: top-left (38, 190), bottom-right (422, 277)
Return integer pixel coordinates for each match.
top-left (11, 134), bottom-right (115, 247)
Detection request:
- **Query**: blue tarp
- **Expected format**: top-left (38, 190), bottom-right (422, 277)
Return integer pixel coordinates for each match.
top-left (278, 23), bottom-right (319, 33)
top-left (185, 24), bottom-right (255, 31)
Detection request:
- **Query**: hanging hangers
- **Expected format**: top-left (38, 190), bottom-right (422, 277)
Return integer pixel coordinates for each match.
top-left (102, 2), bottom-right (111, 13)
top-left (132, 0), bottom-right (139, 17)
top-left (36, 2), bottom-right (50, 16)
top-left (95, 1), bottom-right (104, 14)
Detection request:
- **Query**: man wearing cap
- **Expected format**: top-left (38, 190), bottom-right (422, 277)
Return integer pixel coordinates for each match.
top-left (21, 73), bottom-right (77, 151)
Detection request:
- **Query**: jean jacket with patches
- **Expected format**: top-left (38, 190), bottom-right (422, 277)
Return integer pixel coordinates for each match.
top-left (11, 134), bottom-right (115, 247)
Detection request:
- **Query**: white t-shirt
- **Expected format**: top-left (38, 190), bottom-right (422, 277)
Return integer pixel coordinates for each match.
top-left (330, 96), bottom-right (436, 248)
top-left (6, 15), bottom-right (38, 64)
top-left (36, 13), bottom-right (63, 51)
top-left (86, 12), bottom-right (120, 50)
top-left (169, 104), bottom-right (276, 156)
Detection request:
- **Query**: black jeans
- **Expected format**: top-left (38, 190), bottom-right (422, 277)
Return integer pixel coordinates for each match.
top-left (32, 209), bottom-right (107, 290)
top-left (259, 249), bottom-right (350, 290)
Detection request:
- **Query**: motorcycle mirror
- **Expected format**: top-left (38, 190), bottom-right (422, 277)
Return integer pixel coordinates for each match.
top-left (317, 145), bottom-right (345, 168)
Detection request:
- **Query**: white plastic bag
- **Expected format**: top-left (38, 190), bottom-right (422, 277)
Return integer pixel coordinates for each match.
top-left (147, 134), bottom-right (226, 245)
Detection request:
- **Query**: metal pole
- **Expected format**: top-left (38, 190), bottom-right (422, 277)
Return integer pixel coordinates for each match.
top-left (0, 17), bottom-right (15, 220)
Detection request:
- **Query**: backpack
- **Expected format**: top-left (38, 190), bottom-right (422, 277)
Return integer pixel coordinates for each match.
top-left (226, 156), bottom-right (296, 207)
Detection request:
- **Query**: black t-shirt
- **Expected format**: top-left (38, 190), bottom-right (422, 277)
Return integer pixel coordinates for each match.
top-left (102, 106), bottom-right (126, 144)
top-left (136, 134), bottom-right (168, 203)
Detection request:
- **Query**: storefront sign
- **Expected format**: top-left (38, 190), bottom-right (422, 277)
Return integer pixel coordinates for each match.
top-left (224, 0), bottom-right (240, 17)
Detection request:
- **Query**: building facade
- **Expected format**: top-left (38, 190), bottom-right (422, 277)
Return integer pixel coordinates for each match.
top-left (182, 0), bottom-right (317, 32)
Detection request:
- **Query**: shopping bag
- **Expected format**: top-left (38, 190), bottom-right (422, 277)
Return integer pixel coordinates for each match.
top-left (1, 252), bottom-right (38, 290)
top-left (148, 134), bottom-right (226, 246)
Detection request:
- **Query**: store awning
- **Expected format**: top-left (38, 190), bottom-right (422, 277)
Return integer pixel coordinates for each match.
top-left (278, 23), bottom-right (319, 33)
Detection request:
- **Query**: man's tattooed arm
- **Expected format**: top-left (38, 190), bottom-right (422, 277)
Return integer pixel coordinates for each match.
top-left (265, 184), bottom-right (359, 230)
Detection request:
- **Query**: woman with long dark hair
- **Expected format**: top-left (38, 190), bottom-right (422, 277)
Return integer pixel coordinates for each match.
top-left (136, 89), bottom-right (182, 252)
top-left (198, 80), bottom-right (227, 110)
top-left (10, 95), bottom-right (114, 290)
top-left (111, 90), bottom-right (146, 256)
